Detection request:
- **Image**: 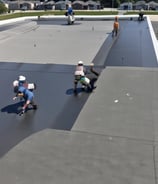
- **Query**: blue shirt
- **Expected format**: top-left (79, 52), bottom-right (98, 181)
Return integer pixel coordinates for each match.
top-left (68, 7), bottom-right (73, 15)
top-left (18, 86), bottom-right (34, 101)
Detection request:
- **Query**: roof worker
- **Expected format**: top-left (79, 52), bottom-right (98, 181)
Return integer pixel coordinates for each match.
top-left (74, 60), bottom-right (90, 93)
top-left (86, 63), bottom-right (99, 92)
top-left (138, 9), bottom-right (144, 21)
top-left (112, 16), bottom-right (119, 37)
top-left (74, 61), bottom-right (86, 93)
top-left (65, 3), bottom-right (75, 25)
top-left (73, 61), bottom-right (99, 93)
top-left (67, 4), bottom-right (74, 15)
top-left (65, 4), bottom-right (74, 16)
top-left (13, 80), bottom-right (37, 115)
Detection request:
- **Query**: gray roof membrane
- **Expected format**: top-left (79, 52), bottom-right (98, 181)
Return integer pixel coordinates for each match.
top-left (0, 18), bottom-right (158, 184)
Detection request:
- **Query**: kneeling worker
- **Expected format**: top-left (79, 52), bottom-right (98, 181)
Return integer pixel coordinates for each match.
top-left (13, 82), bottom-right (37, 115)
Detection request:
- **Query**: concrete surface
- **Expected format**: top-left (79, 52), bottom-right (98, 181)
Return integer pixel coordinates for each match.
top-left (0, 16), bottom-right (158, 184)
top-left (0, 19), bottom-right (111, 64)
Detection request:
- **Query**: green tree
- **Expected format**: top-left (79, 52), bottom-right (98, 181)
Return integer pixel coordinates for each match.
top-left (0, 3), bottom-right (8, 14)
top-left (111, 0), bottom-right (121, 7)
top-left (101, 0), bottom-right (111, 7)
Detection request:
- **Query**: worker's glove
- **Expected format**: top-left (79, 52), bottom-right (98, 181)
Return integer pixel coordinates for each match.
top-left (13, 96), bottom-right (17, 100)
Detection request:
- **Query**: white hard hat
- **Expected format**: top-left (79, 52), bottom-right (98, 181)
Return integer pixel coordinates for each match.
top-left (13, 80), bottom-right (19, 87)
top-left (78, 61), bottom-right (83, 65)
top-left (18, 75), bottom-right (26, 81)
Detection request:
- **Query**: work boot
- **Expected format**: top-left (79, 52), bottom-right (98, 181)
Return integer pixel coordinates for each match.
top-left (33, 104), bottom-right (37, 110)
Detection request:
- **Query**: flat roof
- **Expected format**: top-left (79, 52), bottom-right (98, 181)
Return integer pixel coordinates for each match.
top-left (0, 16), bottom-right (158, 184)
